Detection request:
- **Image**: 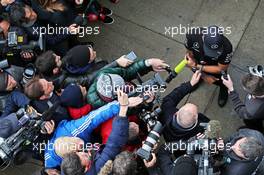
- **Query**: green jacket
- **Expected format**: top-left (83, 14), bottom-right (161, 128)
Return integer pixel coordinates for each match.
top-left (86, 59), bottom-right (152, 109)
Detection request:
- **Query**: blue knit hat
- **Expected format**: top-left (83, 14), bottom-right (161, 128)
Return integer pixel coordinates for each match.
top-left (60, 84), bottom-right (84, 108)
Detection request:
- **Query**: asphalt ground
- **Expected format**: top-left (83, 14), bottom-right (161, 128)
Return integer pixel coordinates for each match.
top-left (2, 0), bottom-right (264, 174)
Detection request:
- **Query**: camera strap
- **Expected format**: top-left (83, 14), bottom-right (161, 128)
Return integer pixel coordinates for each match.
top-left (47, 101), bottom-right (53, 108)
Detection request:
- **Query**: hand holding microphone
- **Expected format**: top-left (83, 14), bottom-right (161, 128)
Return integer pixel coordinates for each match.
top-left (185, 52), bottom-right (197, 68)
top-left (165, 58), bottom-right (188, 83)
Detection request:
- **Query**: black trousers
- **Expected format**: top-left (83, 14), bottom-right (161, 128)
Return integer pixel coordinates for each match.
top-left (243, 119), bottom-right (264, 133)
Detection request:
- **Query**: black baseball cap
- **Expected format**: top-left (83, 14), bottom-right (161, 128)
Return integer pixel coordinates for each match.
top-left (203, 25), bottom-right (224, 58)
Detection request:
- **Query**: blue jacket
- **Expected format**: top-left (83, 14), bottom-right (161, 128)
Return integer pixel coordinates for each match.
top-left (0, 90), bottom-right (30, 118)
top-left (44, 101), bottom-right (120, 168)
top-left (86, 115), bottom-right (129, 175)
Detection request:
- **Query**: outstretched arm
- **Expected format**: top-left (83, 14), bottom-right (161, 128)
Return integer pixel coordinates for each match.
top-left (222, 75), bottom-right (252, 119)
top-left (162, 70), bottom-right (201, 109)
top-left (70, 100), bottom-right (120, 138)
top-left (94, 90), bottom-right (129, 173)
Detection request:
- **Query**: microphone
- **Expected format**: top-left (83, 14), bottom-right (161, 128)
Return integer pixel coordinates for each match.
top-left (174, 58), bottom-right (188, 74)
top-left (203, 120), bottom-right (222, 139)
top-left (165, 58), bottom-right (188, 83)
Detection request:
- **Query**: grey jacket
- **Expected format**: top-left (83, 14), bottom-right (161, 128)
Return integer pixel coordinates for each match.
top-left (221, 129), bottom-right (264, 175)
top-left (229, 90), bottom-right (264, 120)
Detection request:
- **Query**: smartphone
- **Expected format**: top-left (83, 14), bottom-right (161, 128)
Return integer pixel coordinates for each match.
top-left (126, 51), bottom-right (137, 61)
top-left (221, 70), bottom-right (228, 80)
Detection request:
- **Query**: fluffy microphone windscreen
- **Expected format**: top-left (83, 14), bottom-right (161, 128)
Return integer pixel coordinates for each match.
top-left (207, 120), bottom-right (222, 139)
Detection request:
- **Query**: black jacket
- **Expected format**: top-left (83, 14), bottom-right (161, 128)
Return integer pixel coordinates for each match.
top-left (220, 129), bottom-right (264, 175)
top-left (160, 82), bottom-right (210, 142)
top-left (31, 93), bottom-right (69, 125)
top-left (50, 60), bottom-right (109, 91)
top-left (154, 144), bottom-right (198, 175)
top-left (0, 65), bottom-right (24, 113)
top-left (30, 0), bottom-right (76, 26)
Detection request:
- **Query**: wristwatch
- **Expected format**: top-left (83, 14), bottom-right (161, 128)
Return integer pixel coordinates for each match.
top-left (196, 64), bottom-right (204, 71)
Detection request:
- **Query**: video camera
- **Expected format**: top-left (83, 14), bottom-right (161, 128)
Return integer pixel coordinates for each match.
top-left (186, 120), bottom-right (222, 175)
top-left (0, 103), bottom-right (59, 170)
top-left (0, 60), bottom-right (37, 86)
top-left (130, 72), bottom-right (167, 104)
top-left (1, 32), bottom-right (45, 51)
top-left (0, 27), bottom-right (45, 61)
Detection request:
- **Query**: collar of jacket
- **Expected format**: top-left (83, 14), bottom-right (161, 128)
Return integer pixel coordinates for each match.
top-left (171, 114), bottom-right (197, 132)
top-left (65, 62), bottom-right (94, 75)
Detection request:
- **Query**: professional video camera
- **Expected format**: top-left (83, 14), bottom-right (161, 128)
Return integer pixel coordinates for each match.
top-left (0, 103), bottom-right (59, 170)
top-left (0, 27), bottom-right (45, 64)
top-left (130, 71), bottom-right (167, 105)
top-left (0, 60), bottom-right (36, 86)
top-left (186, 120), bottom-right (222, 175)
top-left (0, 26), bottom-right (45, 50)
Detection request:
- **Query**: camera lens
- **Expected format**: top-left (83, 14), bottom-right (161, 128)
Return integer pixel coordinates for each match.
top-left (136, 122), bottom-right (162, 161)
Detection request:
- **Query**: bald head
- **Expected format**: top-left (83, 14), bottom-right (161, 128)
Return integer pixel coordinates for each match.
top-left (177, 103), bottom-right (198, 128)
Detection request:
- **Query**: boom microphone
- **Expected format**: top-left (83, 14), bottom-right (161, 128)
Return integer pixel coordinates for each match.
top-left (200, 120), bottom-right (222, 139)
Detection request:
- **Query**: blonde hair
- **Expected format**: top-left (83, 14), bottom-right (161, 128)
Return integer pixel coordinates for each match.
top-left (54, 137), bottom-right (83, 158)
top-left (38, 0), bottom-right (65, 12)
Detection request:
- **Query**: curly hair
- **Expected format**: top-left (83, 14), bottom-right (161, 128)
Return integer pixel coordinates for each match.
top-left (241, 74), bottom-right (264, 96)
top-left (61, 152), bottom-right (85, 175)
top-left (112, 151), bottom-right (137, 175)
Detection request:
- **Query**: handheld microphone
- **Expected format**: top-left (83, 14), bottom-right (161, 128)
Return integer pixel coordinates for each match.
top-left (165, 58), bottom-right (187, 83)
top-left (174, 58), bottom-right (188, 74)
